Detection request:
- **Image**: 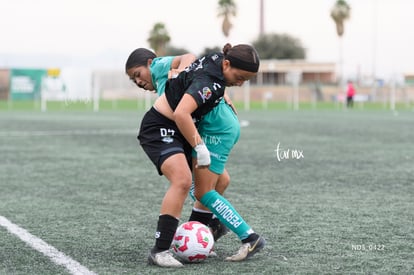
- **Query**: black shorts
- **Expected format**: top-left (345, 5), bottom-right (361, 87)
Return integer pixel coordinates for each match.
top-left (138, 107), bottom-right (192, 175)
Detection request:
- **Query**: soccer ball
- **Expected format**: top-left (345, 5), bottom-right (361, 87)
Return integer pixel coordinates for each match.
top-left (171, 221), bottom-right (214, 263)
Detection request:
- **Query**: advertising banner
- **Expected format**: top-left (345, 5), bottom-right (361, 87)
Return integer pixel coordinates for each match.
top-left (10, 69), bottom-right (47, 100)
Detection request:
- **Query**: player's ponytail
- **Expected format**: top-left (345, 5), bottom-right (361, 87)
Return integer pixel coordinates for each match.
top-left (222, 43), bottom-right (233, 56)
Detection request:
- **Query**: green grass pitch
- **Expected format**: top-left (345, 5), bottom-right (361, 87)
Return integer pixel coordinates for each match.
top-left (0, 108), bottom-right (413, 274)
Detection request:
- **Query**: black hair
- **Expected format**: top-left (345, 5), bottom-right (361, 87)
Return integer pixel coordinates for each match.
top-left (125, 48), bottom-right (157, 73)
top-left (222, 43), bottom-right (260, 73)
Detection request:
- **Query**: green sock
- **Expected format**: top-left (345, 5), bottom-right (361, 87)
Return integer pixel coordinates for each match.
top-left (200, 190), bottom-right (253, 240)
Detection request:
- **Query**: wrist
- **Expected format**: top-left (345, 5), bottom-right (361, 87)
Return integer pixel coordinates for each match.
top-left (194, 141), bottom-right (205, 149)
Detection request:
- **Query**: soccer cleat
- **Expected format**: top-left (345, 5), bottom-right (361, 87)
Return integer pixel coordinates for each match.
top-left (225, 236), bottom-right (266, 262)
top-left (209, 218), bottom-right (230, 241)
top-left (147, 250), bottom-right (184, 268)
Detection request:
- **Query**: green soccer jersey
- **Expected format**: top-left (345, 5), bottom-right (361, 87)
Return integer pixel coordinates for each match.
top-left (150, 56), bottom-right (174, 96)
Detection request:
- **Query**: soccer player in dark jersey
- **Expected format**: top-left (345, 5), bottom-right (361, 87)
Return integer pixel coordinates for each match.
top-left (135, 43), bottom-right (265, 267)
top-left (125, 48), bottom-right (231, 242)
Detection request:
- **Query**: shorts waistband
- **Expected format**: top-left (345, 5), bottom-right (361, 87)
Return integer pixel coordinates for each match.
top-left (149, 106), bottom-right (175, 123)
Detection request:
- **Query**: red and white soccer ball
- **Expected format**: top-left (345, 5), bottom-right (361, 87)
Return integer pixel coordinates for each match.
top-left (171, 221), bottom-right (215, 263)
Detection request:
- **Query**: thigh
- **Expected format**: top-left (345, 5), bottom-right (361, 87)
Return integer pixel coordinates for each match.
top-left (138, 108), bottom-right (191, 175)
top-left (161, 153), bottom-right (192, 184)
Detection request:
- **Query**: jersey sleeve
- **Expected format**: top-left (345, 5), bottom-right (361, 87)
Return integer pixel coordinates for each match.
top-left (185, 76), bottom-right (224, 107)
top-left (150, 56), bottom-right (174, 96)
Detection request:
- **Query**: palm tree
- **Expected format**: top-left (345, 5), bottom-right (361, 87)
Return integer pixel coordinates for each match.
top-left (330, 0), bottom-right (351, 105)
top-left (331, 0), bottom-right (351, 37)
top-left (217, 0), bottom-right (237, 37)
top-left (147, 22), bottom-right (170, 56)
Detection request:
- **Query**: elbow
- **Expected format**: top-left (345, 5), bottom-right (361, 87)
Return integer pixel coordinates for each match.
top-left (173, 109), bottom-right (186, 124)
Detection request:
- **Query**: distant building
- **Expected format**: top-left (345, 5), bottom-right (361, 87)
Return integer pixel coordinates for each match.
top-left (404, 74), bottom-right (414, 85)
top-left (252, 59), bottom-right (336, 85)
top-left (0, 60), bottom-right (338, 103)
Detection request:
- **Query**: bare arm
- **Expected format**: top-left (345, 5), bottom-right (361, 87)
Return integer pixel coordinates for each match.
top-left (173, 94), bottom-right (202, 148)
top-left (169, 53), bottom-right (197, 78)
top-left (173, 94), bottom-right (209, 168)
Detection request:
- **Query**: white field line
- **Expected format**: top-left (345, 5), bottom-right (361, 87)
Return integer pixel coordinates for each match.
top-left (0, 215), bottom-right (97, 275)
top-left (0, 129), bottom-right (136, 137)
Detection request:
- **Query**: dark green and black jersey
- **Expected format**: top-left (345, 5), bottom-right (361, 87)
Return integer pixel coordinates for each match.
top-left (165, 53), bottom-right (226, 120)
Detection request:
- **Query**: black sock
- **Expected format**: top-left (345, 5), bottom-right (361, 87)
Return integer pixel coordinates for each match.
top-left (152, 214), bottom-right (179, 253)
top-left (242, 233), bottom-right (259, 244)
top-left (188, 209), bottom-right (213, 226)
top-left (208, 217), bottom-right (221, 228)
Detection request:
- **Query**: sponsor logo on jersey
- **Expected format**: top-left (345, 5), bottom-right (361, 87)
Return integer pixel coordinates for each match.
top-left (187, 56), bottom-right (205, 72)
top-left (202, 87), bottom-right (212, 99)
top-left (198, 87), bottom-right (212, 103)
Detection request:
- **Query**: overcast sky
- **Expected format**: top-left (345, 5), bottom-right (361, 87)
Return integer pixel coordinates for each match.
top-left (1, 0), bottom-right (413, 79)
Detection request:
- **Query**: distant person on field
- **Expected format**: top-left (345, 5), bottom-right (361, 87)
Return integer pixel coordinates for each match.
top-left (346, 80), bottom-right (355, 108)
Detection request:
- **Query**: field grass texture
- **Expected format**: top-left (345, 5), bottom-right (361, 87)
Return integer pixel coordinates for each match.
top-left (0, 109), bottom-right (413, 274)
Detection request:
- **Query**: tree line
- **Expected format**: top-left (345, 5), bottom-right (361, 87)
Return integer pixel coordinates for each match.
top-left (147, 0), bottom-right (350, 60)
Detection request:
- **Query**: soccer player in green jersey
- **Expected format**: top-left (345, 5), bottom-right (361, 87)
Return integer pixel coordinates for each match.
top-left (126, 48), bottom-right (231, 240)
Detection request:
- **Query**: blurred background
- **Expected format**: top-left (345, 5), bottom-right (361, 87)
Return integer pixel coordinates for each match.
top-left (1, 0), bottom-right (413, 111)
top-left (1, 3), bottom-right (413, 273)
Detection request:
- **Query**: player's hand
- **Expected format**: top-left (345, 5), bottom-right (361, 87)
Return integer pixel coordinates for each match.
top-left (224, 94), bottom-right (238, 115)
top-left (168, 69), bottom-right (180, 79)
top-left (227, 101), bottom-right (238, 115)
top-left (194, 142), bottom-right (210, 168)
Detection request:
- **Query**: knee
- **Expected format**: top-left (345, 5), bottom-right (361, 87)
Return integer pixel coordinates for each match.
top-left (163, 166), bottom-right (192, 194)
top-left (216, 173), bottom-right (230, 195)
top-left (219, 173), bottom-right (231, 188)
top-left (172, 177), bottom-right (192, 194)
